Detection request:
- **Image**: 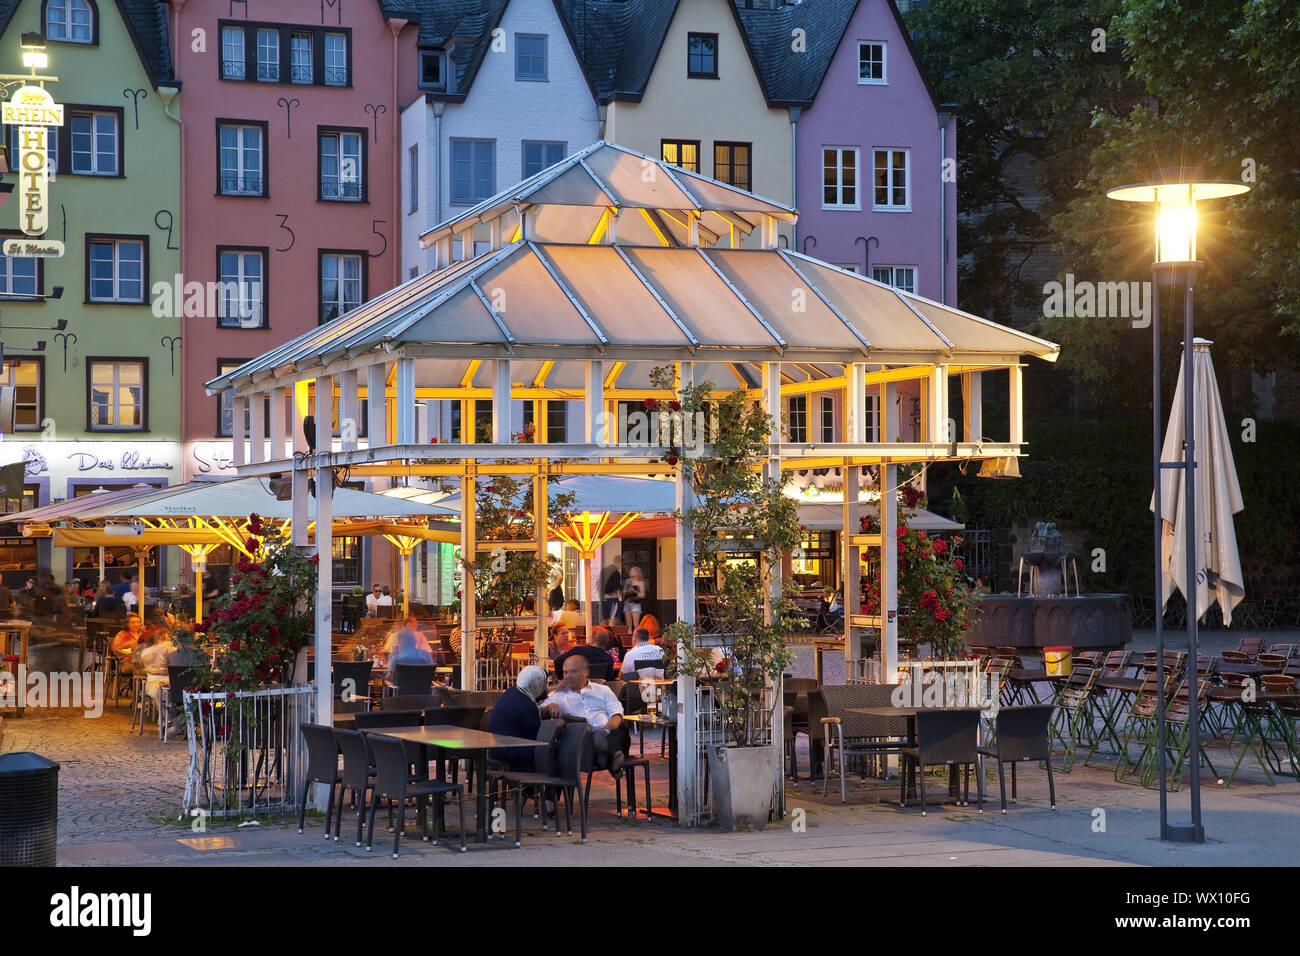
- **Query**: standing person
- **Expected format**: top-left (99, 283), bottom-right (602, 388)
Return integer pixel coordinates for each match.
top-left (547, 569), bottom-right (564, 613)
top-left (601, 566), bottom-right (622, 625)
top-left (385, 628), bottom-right (433, 682)
top-left (622, 566), bottom-right (646, 629)
top-left (0, 580), bottom-right (13, 619)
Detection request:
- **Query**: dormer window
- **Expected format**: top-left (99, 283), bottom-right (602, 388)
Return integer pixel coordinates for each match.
top-left (419, 49), bottom-right (446, 91)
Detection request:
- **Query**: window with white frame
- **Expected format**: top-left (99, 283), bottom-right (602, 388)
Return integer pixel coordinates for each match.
top-left (324, 32), bottom-right (348, 86)
top-left (873, 148), bottom-right (909, 209)
top-left (0, 244), bottom-right (39, 297)
top-left (515, 34), bottom-right (547, 81)
top-left (419, 49), bottom-right (445, 90)
top-left (217, 249), bottom-right (265, 328)
top-left (70, 110), bottom-right (119, 175)
top-left (218, 123), bottom-right (265, 195)
top-left (45, 0), bottom-right (94, 43)
top-left (256, 28), bottom-right (279, 81)
top-left (864, 393), bottom-right (880, 442)
top-left (872, 265), bottom-right (916, 293)
top-left (858, 41), bottom-right (885, 83)
top-left (820, 395), bottom-right (835, 443)
top-left (290, 32), bottom-right (313, 83)
top-left (822, 147), bottom-right (859, 208)
top-left (222, 26), bottom-right (246, 79)
top-left (450, 138), bottom-right (495, 204)
top-left (522, 140), bottom-right (565, 179)
top-left (320, 253), bottom-right (363, 324)
top-left (88, 360), bottom-right (145, 431)
top-left (87, 238), bottom-right (145, 303)
top-left (0, 359), bottom-right (42, 430)
top-left (787, 395), bottom-right (807, 443)
top-left (320, 129), bottom-right (364, 201)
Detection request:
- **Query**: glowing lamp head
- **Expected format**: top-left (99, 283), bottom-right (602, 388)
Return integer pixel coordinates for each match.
top-left (1106, 167), bottom-right (1249, 267)
top-left (20, 33), bottom-right (47, 70)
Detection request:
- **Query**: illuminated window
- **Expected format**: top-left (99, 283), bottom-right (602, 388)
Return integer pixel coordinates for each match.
top-left (0, 359), bottom-right (42, 430)
top-left (661, 139), bottom-right (700, 173)
top-left (88, 359), bottom-right (145, 431)
top-left (714, 142), bottom-right (751, 190)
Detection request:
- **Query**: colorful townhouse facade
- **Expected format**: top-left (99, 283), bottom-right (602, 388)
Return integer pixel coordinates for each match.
top-left (174, 0), bottom-right (402, 488)
top-left (0, 0), bottom-right (181, 585)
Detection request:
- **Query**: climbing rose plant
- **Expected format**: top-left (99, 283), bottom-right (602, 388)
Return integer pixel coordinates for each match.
top-left (861, 487), bottom-right (981, 658)
top-left (194, 513), bottom-right (319, 690)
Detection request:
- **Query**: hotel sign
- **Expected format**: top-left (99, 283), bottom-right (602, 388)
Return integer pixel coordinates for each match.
top-left (2, 85), bottom-right (63, 237)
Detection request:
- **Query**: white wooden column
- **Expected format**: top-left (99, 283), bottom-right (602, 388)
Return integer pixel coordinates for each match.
top-left (963, 371), bottom-right (983, 441)
top-left (312, 375), bottom-right (333, 447)
top-left (675, 360), bottom-right (698, 826)
top-left (928, 364), bottom-right (950, 444)
top-left (881, 382), bottom-right (898, 679)
top-left (460, 469), bottom-right (476, 690)
top-left (1009, 364), bottom-right (1024, 444)
top-left (394, 358), bottom-right (416, 444)
top-left (249, 392), bottom-right (266, 463)
top-left (491, 359), bottom-right (511, 443)
top-left (584, 360), bottom-right (604, 443)
top-left (366, 363), bottom-right (388, 447)
top-left (844, 363), bottom-right (867, 443)
top-left (339, 369), bottom-right (360, 451)
top-left (314, 459), bottom-right (335, 734)
top-left (269, 386), bottom-right (289, 462)
top-left (231, 395), bottom-right (247, 466)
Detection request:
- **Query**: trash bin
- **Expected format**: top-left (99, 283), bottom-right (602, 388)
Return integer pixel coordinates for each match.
top-left (1043, 646), bottom-right (1073, 678)
top-left (0, 751), bottom-right (59, 866)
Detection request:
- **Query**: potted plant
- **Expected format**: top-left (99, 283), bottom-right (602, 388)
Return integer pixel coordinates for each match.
top-left (659, 367), bottom-right (803, 830)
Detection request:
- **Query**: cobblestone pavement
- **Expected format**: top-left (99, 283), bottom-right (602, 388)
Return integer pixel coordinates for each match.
top-left (3, 633), bottom-right (1299, 866)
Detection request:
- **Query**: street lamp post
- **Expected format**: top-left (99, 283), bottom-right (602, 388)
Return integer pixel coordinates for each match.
top-left (1107, 167), bottom-right (1249, 843)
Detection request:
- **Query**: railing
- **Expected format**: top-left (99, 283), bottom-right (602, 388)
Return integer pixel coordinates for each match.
top-left (221, 60), bottom-right (245, 80)
top-left (219, 173), bottom-right (263, 196)
top-left (181, 684), bottom-right (315, 820)
top-left (257, 63), bottom-right (279, 82)
top-left (321, 181), bottom-right (362, 200)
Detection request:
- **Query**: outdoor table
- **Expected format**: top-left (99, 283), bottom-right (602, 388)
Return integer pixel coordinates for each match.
top-left (1216, 662), bottom-right (1279, 678)
top-left (850, 706), bottom-right (982, 802)
top-left (376, 726), bottom-right (547, 843)
top-left (1007, 668), bottom-right (1066, 705)
top-left (621, 713), bottom-right (677, 818)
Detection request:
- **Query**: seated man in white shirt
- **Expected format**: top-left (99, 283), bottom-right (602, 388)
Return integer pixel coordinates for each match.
top-left (541, 655), bottom-right (626, 776)
top-left (619, 627), bottom-right (665, 678)
top-left (365, 585), bottom-right (393, 617)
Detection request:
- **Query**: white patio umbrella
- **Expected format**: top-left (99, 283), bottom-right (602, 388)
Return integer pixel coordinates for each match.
top-left (1153, 339), bottom-right (1245, 625)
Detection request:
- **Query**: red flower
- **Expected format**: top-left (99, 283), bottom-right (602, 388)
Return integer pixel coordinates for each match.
top-left (933, 538), bottom-right (948, 555)
top-left (898, 541), bottom-right (906, 556)
top-left (228, 640), bottom-right (241, 652)
top-left (514, 510), bottom-right (526, 517)
top-left (429, 437), bottom-right (439, 443)
top-left (897, 526), bottom-right (906, 538)
top-left (643, 398), bottom-right (656, 410)
top-left (954, 558), bottom-right (964, 571)
top-left (250, 621), bottom-right (263, 635)
top-left (311, 554), bottom-right (319, 565)
top-left (245, 537), bottom-right (259, 552)
top-left (667, 454), bottom-right (679, 466)
top-left (194, 620), bottom-right (208, 634)
top-left (227, 691), bottom-right (236, 699)
top-left (669, 400), bottom-right (682, 411)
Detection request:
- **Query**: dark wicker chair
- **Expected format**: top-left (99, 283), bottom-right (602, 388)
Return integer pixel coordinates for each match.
top-left (899, 708), bottom-right (983, 815)
top-left (331, 727), bottom-right (376, 845)
top-left (503, 721), bottom-right (595, 845)
top-left (298, 722), bottom-right (341, 838)
top-left (163, 665), bottom-right (201, 743)
top-left (394, 663), bottom-right (441, 697)
top-left (363, 733), bottom-right (466, 856)
top-left (331, 660), bottom-right (373, 706)
top-left (381, 692), bottom-right (450, 712)
top-left (977, 705), bottom-right (1056, 813)
top-left (822, 684), bottom-right (908, 802)
top-left (353, 710), bottom-right (425, 775)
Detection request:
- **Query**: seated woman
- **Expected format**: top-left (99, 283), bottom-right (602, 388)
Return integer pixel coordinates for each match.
top-left (112, 613), bottom-right (146, 675)
top-left (489, 666), bottom-right (547, 771)
top-left (137, 627), bottom-right (176, 701)
top-left (638, 613), bottom-right (661, 643)
top-left (385, 627), bottom-right (433, 682)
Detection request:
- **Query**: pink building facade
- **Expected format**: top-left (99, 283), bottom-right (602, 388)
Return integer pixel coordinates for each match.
top-left (173, 2), bottom-right (402, 481)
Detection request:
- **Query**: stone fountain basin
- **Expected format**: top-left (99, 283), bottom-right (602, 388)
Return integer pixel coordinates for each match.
top-left (966, 593), bottom-right (1133, 652)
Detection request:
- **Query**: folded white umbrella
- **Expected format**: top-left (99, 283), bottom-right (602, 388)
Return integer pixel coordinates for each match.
top-left (1152, 339), bottom-right (1245, 625)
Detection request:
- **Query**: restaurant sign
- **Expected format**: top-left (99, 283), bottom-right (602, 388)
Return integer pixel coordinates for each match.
top-left (2, 85), bottom-right (63, 238)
